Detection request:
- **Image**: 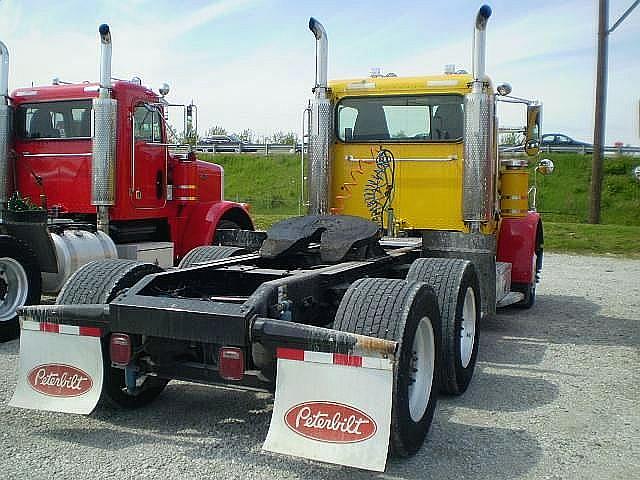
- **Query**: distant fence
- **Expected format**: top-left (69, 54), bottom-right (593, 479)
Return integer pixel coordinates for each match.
top-left (195, 143), bottom-right (301, 154)
top-left (195, 142), bottom-right (640, 156)
top-left (500, 144), bottom-right (640, 156)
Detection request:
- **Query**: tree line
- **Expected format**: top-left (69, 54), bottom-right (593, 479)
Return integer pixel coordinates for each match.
top-left (179, 126), bottom-right (300, 145)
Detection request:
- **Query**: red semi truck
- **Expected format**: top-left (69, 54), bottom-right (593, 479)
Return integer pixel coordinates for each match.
top-left (0, 25), bottom-right (252, 339)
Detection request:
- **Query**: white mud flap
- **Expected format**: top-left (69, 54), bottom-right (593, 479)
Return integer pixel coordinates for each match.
top-left (10, 320), bottom-right (104, 414)
top-left (263, 348), bottom-right (394, 472)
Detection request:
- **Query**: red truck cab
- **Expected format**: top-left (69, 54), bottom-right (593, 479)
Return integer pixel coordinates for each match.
top-left (11, 81), bottom-right (250, 257)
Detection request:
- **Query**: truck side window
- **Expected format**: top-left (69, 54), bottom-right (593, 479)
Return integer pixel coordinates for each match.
top-left (134, 105), bottom-right (163, 143)
top-left (15, 100), bottom-right (92, 140)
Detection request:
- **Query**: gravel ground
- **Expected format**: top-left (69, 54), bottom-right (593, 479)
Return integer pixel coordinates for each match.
top-left (0, 253), bottom-right (638, 479)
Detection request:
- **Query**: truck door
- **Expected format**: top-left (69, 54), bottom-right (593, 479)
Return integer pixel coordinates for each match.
top-left (132, 103), bottom-right (166, 209)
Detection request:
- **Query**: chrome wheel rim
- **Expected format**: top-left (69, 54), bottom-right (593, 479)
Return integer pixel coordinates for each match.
top-left (460, 287), bottom-right (477, 368)
top-left (0, 257), bottom-right (29, 322)
top-left (408, 316), bottom-right (435, 422)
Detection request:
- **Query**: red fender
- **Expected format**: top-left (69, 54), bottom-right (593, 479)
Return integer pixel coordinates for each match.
top-left (179, 201), bottom-right (253, 257)
top-left (497, 212), bottom-right (541, 284)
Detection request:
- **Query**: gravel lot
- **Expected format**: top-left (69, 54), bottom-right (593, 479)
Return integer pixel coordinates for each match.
top-left (1, 253), bottom-right (638, 479)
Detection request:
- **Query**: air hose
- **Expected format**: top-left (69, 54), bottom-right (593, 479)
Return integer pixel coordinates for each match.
top-left (363, 148), bottom-right (395, 230)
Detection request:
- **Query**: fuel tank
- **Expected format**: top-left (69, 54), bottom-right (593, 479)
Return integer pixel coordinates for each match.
top-left (41, 229), bottom-right (117, 294)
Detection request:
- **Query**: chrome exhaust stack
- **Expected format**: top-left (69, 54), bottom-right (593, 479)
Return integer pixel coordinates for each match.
top-left (92, 24), bottom-right (117, 234)
top-left (463, 5), bottom-right (494, 232)
top-left (0, 41), bottom-right (10, 211)
top-left (308, 17), bottom-right (331, 215)
top-left (472, 5), bottom-right (491, 92)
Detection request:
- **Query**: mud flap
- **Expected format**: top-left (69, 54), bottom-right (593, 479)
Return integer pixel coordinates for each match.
top-left (263, 348), bottom-right (394, 472)
top-left (10, 321), bottom-right (103, 414)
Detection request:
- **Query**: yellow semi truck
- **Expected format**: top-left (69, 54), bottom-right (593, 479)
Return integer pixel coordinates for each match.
top-left (303, 5), bottom-right (553, 395)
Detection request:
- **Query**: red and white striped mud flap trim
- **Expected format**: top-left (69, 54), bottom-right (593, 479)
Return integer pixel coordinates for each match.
top-left (9, 320), bottom-right (104, 415)
top-left (263, 347), bottom-right (394, 472)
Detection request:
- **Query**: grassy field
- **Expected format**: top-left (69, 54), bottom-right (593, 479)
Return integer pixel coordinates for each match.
top-left (198, 153), bottom-right (301, 215)
top-left (543, 222), bottom-right (640, 258)
top-left (200, 152), bottom-right (640, 257)
top-left (532, 154), bottom-right (640, 225)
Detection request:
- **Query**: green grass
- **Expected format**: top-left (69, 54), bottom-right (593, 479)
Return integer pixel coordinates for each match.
top-left (198, 153), bottom-right (302, 215)
top-left (533, 153), bottom-right (640, 226)
top-left (199, 152), bottom-right (640, 257)
top-left (544, 222), bottom-right (640, 258)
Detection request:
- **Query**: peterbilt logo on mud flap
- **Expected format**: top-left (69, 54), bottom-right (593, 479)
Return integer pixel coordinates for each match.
top-left (284, 401), bottom-right (377, 443)
top-left (27, 364), bottom-right (93, 397)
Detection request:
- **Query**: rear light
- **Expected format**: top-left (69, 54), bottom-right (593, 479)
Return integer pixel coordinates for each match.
top-left (219, 347), bottom-right (244, 381)
top-left (110, 334), bottom-right (132, 366)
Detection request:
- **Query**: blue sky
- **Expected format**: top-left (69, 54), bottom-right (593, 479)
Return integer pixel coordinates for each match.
top-left (0, 0), bottom-right (638, 144)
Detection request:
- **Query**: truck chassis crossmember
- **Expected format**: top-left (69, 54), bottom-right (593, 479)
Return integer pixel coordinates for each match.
top-left (19, 218), bottom-right (419, 390)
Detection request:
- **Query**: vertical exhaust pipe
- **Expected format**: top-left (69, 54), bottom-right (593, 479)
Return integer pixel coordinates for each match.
top-left (308, 18), bottom-right (331, 215)
top-left (0, 41), bottom-right (8, 99)
top-left (463, 5), bottom-right (493, 232)
top-left (98, 24), bottom-right (112, 95)
top-left (309, 18), bottom-right (328, 89)
top-left (92, 24), bottom-right (117, 234)
top-left (0, 41), bottom-right (10, 211)
top-left (472, 5), bottom-right (492, 92)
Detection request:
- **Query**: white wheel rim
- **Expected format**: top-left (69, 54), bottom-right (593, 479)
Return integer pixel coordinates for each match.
top-left (0, 257), bottom-right (29, 322)
top-left (408, 316), bottom-right (435, 422)
top-left (460, 287), bottom-right (477, 368)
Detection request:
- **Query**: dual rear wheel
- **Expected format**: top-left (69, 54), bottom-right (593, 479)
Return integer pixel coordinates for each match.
top-left (406, 258), bottom-right (481, 395)
top-left (57, 259), bottom-right (168, 409)
top-left (334, 277), bottom-right (441, 456)
top-left (333, 258), bottom-right (481, 455)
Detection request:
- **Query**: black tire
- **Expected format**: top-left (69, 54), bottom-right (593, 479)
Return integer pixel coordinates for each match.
top-left (178, 245), bottom-right (247, 268)
top-left (407, 258), bottom-right (480, 395)
top-left (57, 259), bottom-right (168, 409)
top-left (334, 278), bottom-right (441, 457)
top-left (512, 281), bottom-right (535, 309)
top-left (0, 236), bottom-right (42, 342)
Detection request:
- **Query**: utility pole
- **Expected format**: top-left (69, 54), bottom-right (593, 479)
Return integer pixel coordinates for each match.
top-left (589, 0), bottom-right (608, 224)
top-left (589, 0), bottom-right (640, 224)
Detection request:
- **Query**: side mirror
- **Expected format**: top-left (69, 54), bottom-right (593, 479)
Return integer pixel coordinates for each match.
top-left (525, 104), bottom-right (542, 156)
top-left (536, 158), bottom-right (554, 176)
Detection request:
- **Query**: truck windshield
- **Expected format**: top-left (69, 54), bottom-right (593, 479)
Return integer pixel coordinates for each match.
top-left (337, 95), bottom-right (463, 142)
top-left (15, 100), bottom-right (92, 140)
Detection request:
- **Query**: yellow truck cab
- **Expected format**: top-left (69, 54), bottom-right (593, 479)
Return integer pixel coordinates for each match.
top-left (328, 73), bottom-right (479, 233)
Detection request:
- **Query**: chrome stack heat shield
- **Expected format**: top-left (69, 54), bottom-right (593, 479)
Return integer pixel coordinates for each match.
top-left (463, 5), bottom-right (493, 232)
top-left (92, 24), bottom-right (117, 234)
top-left (308, 18), bottom-right (331, 215)
top-left (91, 98), bottom-right (116, 206)
top-left (0, 41), bottom-right (10, 210)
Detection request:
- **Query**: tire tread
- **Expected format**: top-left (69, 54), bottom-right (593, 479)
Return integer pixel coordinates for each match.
top-left (407, 258), bottom-right (479, 395)
top-left (178, 246), bottom-right (246, 268)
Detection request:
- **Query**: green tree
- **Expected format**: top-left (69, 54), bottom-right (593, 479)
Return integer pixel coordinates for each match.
top-left (235, 128), bottom-right (255, 143)
top-left (270, 130), bottom-right (299, 144)
top-left (499, 132), bottom-right (525, 146)
top-left (205, 125), bottom-right (228, 137)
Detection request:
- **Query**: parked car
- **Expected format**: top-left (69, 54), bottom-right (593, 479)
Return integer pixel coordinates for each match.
top-left (289, 143), bottom-right (304, 154)
top-left (199, 134), bottom-right (257, 152)
top-left (541, 133), bottom-right (592, 150)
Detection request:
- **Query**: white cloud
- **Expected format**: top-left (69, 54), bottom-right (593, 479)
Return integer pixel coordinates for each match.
top-left (383, 0), bottom-right (639, 145)
top-left (0, 0), bottom-right (638, 144)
